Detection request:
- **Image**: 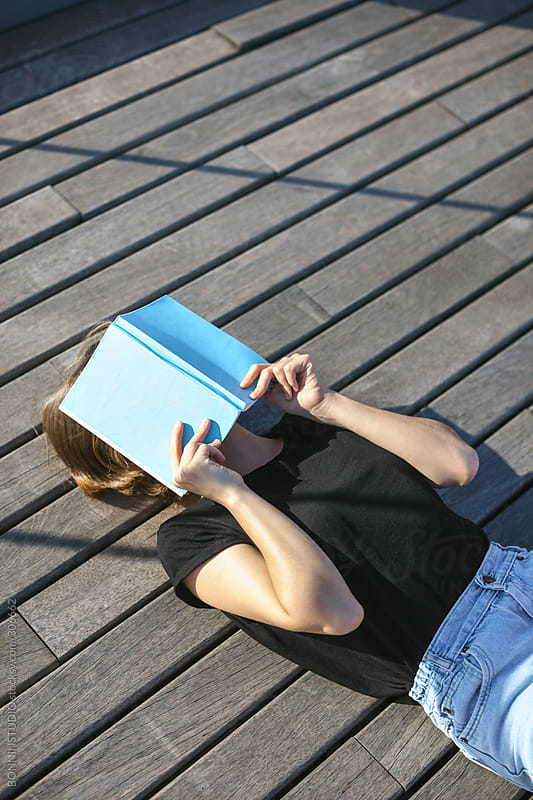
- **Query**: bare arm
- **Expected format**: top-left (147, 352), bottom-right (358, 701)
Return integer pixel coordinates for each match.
top-left (185, 485), bottom-right (364, 635)
top-left (171, 420), bottom-right (364, 636)
top-left (313, 392), bottom-right (479, 488)
top-left (240, 354), bottom-right (479, 489)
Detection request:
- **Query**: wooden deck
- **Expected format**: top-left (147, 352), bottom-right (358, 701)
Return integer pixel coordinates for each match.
top-left (1, 0), bottom-right (532, 797)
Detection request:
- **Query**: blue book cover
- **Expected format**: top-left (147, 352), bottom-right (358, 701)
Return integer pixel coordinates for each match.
top-left (59, 296), bottom-right (269, 496)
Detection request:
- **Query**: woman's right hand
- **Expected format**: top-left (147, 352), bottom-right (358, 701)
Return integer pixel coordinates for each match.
top-left (170, 418), bottom-right (245, 504)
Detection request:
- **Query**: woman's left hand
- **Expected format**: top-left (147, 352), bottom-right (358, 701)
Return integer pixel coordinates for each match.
top-left (240, 353), bottom-right (334, 420)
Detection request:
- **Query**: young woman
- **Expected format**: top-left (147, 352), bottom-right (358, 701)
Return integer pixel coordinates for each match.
top-left (43, 324), bottom-right (533, 791)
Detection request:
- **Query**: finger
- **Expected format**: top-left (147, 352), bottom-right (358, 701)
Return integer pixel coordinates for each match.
top-left (210, 446), bottom-right (226, 464)
top-left (285, 363), bottom-right (300, 392)
top-left (287, 352), bottom-right (311, 389)
top-left (195, 441), bottom-right (225, 464)
top-left (187, 417), bottom-right (211, 446)
top-left (170, 421), bottom-right (184, 470)
top-left (210, 438), bottom-right (226, 461)
top-left (240, 363), bottom-right (269, 389)
top-left (250, 366), bottom-right (274, 398)
top-left (273, 364), bottom-right (293, 399)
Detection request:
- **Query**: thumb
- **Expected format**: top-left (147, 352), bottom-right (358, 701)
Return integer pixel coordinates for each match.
top-left (266, 384), bottom-right (292, 409)
top-left (209, 439), bottom-right (226, 463)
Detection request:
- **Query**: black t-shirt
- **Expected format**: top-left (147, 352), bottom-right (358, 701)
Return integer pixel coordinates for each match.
top-left (157, 413), bottom-right (489, 699)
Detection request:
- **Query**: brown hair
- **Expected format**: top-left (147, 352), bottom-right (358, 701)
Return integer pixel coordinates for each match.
top-left (42, 320), bottom-right (198, 510)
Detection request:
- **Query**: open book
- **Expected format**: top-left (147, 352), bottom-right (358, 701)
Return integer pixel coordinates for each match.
top-left (59, 296), bottom-right (269, 496)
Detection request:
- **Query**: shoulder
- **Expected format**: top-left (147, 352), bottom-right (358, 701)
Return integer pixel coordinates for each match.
top-left (156, 498), bottom-right (251, 601)
top-left (157, 497), bottom-right (227, 544)
top-left (156, 497), bottom-right (250, 565)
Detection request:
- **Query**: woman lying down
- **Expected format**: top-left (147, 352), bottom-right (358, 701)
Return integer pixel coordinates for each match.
top-left (43, 326), bottom-right (533, 791)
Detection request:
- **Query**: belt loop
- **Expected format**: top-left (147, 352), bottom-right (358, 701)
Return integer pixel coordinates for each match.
top-left (475, 543), bottom-right (517, 591)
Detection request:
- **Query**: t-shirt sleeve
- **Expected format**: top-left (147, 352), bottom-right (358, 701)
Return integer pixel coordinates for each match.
top-left (156, 500), bottom-right (251, 609)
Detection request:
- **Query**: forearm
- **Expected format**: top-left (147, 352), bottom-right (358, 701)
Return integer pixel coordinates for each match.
top-left (221, 484), bottom-right (363, 634)
top-left (315, 392), bottom-right (479, 488)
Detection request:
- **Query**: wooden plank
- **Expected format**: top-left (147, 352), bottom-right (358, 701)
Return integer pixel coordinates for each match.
top-left (416, 330), bottom-right (533, 445)
top-left (409, 751), bottom-right (524, 799)
top-left (439, 49), bottom-right (533, 124)
top-left (213, 0), bottom-right (402, 50)
top-left (223, 234), bottom-right (513, 365)
top-left (0, 360), bottom-right (63, 457)
top-left (0, 0), bottom-right (272, 117)
top-left (0, 144), bottom-right (275, 334)
top-left (213, 0), bottom-right (366, 49)
top-left (174, 106), bottom-right (533, 328)
top-left (0, 488), bottom-right (162, 613)
top-left (356, 703), bottom-right (452, 789)
top-left (0, 30), bottom-right (236, 155)
top-left (58, 61), bottom-right (461, 219)
top-left (0, 435), bottom-right (74, 534)
top-left (317, 93), bottom-right (533, 200)
top-left (4, 0), bottom-right (519, 207)
top-left (0, 0), bottom-right (187, 73)
top-left (0, 613), bottom-right (57, 706)
top-left (250, 5), bottom-right (533, 170)
top-left (392, 0), bottom-right (466, 17)
top-left (356, 107), bottom-right (533, 208)
top-left (6, 92), bottom-right (532, 360)
top-left (0, 187), bottom-right (80, 262)
top-left (483, 200), bottom-right (533, 264)
top-left (13, 632), bottom-right (300, 799)
top-left (0, 1), bottom-right (411, 197)
top-left (18, 508), bottom-right (175, 658)
top-left (282, 738), bottom-right (403, 799)
top-left (440, 409), bottom-right (533, 528)
top-left (297, 157), bottom-right (533, 321)
top-left (224, 284), bottom-right (331, 354)
top-left (485, 484), bottom-right (533, 546)
top-left (0, 589), bottom-right (232, 795)
top-left (343, 262), bottom-right (533, 414)
top-left (0, 98), bottom-right (463, 370)
top-left (54, 49), bottom-right (382, 217)
top-left (150, 672), bottom-right (381, 800)
top-left (55, 34), bottom-right (533, 219)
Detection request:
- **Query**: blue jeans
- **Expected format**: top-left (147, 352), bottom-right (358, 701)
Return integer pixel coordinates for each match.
top-left (409, 541), bottom-right (533, 791)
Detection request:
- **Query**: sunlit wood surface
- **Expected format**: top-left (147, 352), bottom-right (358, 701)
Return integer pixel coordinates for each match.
top-left (0, 0), bottom-right (532, 797)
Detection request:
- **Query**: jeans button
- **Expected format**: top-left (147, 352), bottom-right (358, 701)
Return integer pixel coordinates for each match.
top-left (483, 575), bottom-right (495, 583)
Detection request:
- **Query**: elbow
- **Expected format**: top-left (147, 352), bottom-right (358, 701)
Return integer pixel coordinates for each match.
top-left (321, 602), bottom-right (365, 636)
top-left (434, 422), bottom-right (479, 487)
top-left (434, 426), bottom-right (479, 487)
top-left (439, 446), bottom-right (478, 487)
top-left (455, 445), bottom-right (479, 486)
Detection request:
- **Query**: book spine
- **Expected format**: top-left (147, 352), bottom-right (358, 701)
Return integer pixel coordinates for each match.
top-left (113, 321), bottom-right (246, 412)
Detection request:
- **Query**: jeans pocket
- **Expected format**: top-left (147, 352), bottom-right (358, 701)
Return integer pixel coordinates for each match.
top-left (443, 647), bottom-right (491, 742)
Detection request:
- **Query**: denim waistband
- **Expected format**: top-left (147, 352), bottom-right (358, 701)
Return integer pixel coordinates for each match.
top-left (409, 541), bottom-right (527, 705)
